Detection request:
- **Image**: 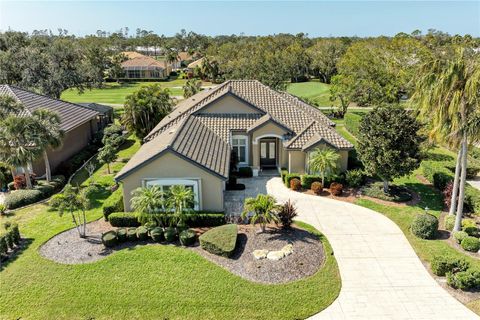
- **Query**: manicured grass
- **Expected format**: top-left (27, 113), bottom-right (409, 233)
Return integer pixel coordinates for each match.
top-left (61, 79), bottom-right (212, 105)
top-left (0, 135), bottom-right (340, 319)
top-left (287, 80), bottom-right (333, 107)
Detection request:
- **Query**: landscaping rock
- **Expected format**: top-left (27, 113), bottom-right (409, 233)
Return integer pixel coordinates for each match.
top-left (267, 250), bottom-right (285, 261)
top-left (281, 244), bottom-right (293, 256)
top-left (253, 249), bottom-right (269, 260)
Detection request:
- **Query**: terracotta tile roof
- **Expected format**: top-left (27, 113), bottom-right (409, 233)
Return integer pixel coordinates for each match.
top-left (0, 85), bottom-right (99, 132)
top-left (115, 115), bottom-right (230, 181)
top-left (122, 51), bottom-right (146, 60)
top-left (121, 56), bottom-right (167, 70)
top-left (187, 57), bottom-right (204, 69)
top-left (144, 80), bottom-right (352, 150)
top-left (246, 114), bottom-right (293, 134)
top-left (286, 120), bottom-right (351, 150)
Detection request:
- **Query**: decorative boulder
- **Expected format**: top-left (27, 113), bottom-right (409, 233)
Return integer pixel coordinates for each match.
top-left (253, 249), bottom-right (269, 260)
top-left (267, 250), bottom-right (285, 261)
top-left (281, 244), bottom-right (294, 256)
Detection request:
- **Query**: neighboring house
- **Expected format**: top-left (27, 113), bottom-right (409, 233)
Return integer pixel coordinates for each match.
top-left (0, 85), bottom-right (102, 177)
top-left (122, 51), bottom-right (146, 60)
top-left (121, 53), bottom-right (171, 79)
top-left (78, 103), bottom-right (114, 130)
top-left (115, 80), bottom-right (353, 212)
top-left (186, 57), bottom-right (204, 73)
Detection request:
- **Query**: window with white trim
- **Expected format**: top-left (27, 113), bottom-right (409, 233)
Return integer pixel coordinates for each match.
top-left (145, 179), bottom-right (200, 210)
top-left (232, 135), bottom-right (248, 165)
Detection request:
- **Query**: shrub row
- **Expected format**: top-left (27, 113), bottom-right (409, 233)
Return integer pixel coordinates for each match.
top-left (431, 255), bottom-right (479, 290)
top-left (108, 212), bottom-right (226, 228)
top-left (102, 188), bottom-right (124, 220)
top-left (102, 227), bottom-right (197, 247)
top-left (199, 224), bottom-right (237, 257)
top-left (445, 160), bottom-right (480, 180)
top-left (0, 223), bottom-right (21, 259)
top-left (4, 175), bottom-right (66, 209)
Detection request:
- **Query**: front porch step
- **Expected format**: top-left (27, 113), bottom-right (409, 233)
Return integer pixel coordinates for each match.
top-left (259, 169), bottom-right (280, 177)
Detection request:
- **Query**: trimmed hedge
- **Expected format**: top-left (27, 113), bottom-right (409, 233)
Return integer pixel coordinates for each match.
top-left (199, 224), bottom-right (237, 257)
top-left (4, 176), bottom-right (65, 209)
top-left (108, 211), bottom-right (225, 228)
top-left (127, 228), bottom-right (137, 241)
top-left (301, 175), bottom-right (322, 189)
top-left (117, 228), bottom-right (127, 242)
top-left (179, 229), bottom-right (196, 246)
top-left (453, 231), bottom-right (468, 244)
top-left (164, 227), bottom-right (177, 242)
top-left (280, 169), bottom-right (289, 183)
top-left (431, 255), bottom-right (469, 276)
top-left (445, 161), bottom-right (480, 180)
top-left (411, 213), bottom-right (438, 239)
top-left (136, 226), bottom-right (149, 240)
top-left (102, 188), bottom-right (124, 220)
top-left (108, 212), bottom-right (141, 227)
top-left (345, 169), bottom-right (365, 187)
top-left (447, 269), bottom-right (480, 290)
top-left (150, 227), bottom-right (164, 242)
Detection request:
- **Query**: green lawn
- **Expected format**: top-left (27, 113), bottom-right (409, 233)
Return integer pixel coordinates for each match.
top-left (61, 79), bottom-right (212, 105)
top-left (287, 80), bottom-right (333, 107)
top-left (0, 135), bottom-right (341, 320)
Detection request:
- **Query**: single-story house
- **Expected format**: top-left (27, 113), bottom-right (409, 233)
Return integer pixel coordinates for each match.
top-left (0, 85), bottom-right (104, 176)
top-left (121, 53), bottom-right (171, 80)
top-left (115, 80), bottom-right (353, 212)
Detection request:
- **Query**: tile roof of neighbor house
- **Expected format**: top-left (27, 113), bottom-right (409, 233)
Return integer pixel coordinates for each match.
top-left (122, 51), bottom-right (147, 60)
top-left (78, 103), bottom-right (113, 115)
top-left (115, 115), bottom-right (230, 180)
top-left (178, 52), bottom-right (193, 61)
top-left (0, 85), bottom-right (99, 132)
top-left (116, 80), bottom-right (352, 181)
top-left (121, 56), bottom-right (167, 70)
top-left (187, 57), bottom-right (204, 69)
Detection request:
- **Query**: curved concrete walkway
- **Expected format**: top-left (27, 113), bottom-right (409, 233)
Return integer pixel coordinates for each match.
top-left (266, 177), bottom-right (478, 320)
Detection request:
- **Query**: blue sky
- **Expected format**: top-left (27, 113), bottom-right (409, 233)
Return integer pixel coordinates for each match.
top-left (0, 1), bottom-right (478, 37)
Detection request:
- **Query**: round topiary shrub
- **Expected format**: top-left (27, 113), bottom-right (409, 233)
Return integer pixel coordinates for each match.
top-left (411, 213), bottom-right (438, 239)
top-left (463, 226), bottom-right (479, 238)
top-left (453, 231), bottom-right (468, 244)
top-left (290, 178), bottom-right (301, 191)
top-left (150, 227), bottom-right (164, 242)
top-left (136, 226), bottom-right (149, 241)
top-left (117, 228), bottom-right (127, 242)
top-left (311, 181), bottom-right (323, 195)
top-left (179, 229), bottom-right (196, 246)
top-left (127, 228), bottom-right (137, 241)
top-left (461, 236), bottom-right (480, 252)
top-left (101, 231), bottom-right (117, 248)
top-left (164, 227), bottom-right (177, 243)
top-left (330, 182), bottom-right (343, 196)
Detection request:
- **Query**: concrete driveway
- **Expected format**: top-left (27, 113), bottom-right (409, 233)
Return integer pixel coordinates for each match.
top-left (266, 177), bottom-right (478, 320)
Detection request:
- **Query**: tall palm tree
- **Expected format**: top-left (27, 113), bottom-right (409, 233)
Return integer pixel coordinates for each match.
top-left (0, 96), bottom-right (24, 118)
top-left (0, 116), bottom-right (42, 189)
top-left (308, 148), bottom-right (340, 187)
top-left (412, 47), bottom-right (480, 231)
top-left (166, 185), bottom-right (195, 227)
top-left (241, 194), bottom-right (280, 233)
top-left (31, 109), bottom-right (64, 182)
top-left (130, 186), bottom-right (165, 225)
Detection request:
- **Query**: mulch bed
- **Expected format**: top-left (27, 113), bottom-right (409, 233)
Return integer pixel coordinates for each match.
top-left (302, 187), bottom-right (359, 203)
top-left (191, 224), bottom-right (325, 284)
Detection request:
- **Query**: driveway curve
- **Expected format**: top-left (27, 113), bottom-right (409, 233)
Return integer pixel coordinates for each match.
top-left (266, 177), bottom-right (478, 320)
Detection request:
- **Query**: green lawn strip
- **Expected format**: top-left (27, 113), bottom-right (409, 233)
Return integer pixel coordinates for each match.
top-left (1, 131), bottom-right (340, 319)
top-left (354, 172), bottom-right (480, 314)
top-left (287, 80), bottom-right (333, 107)
top-left (61, 80), bottom-right (212, 105)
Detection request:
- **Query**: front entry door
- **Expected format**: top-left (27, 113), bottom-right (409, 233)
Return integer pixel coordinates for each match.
top-left (260, 139), bottom-right (276, 167)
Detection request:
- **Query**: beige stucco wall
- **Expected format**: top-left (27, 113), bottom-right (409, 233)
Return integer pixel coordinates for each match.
top-left (251, 122), bottom-right (287, 143)
top-left (199, 94), bottom-right (258, 114)
top-left (33, 120), bottom-right (94, 176)
top-left (288, 151), bottom-right (306, 173)
top-left (120, 151), bottom-right (225, 212)
top-left (302, 142), bottom-right (350, 174)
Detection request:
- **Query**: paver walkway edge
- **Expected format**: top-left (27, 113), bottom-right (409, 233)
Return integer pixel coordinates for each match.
top-left (266, 177), bottom-right (478, 320)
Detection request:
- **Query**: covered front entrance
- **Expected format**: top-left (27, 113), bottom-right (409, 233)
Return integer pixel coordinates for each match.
top-left (259, 138), bottom-right (277, 168)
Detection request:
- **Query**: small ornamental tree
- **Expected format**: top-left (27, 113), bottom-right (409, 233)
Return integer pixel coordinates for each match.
top-left (97, 144), bottom-right (117, 174)
top-left (357, 106), bottom-right (423, 193)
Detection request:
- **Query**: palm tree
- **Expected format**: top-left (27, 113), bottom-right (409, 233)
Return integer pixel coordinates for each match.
top-left (166, 185), bottom-right (195, 227)
top-left (0, 116), bottom-right (42, 189)
top-left (31, 109), bottom-right (64, 182)
top-left (241, 194), bottom-right (280, 233)
top-left (0, 96), bottom-right (24, 118)
top-left (412, 47), bottom-right (480, 231)
top-left (183, 79), bottom-right (202, 98)
top-left (308, 148), bottom-right (340, 187)
top-left (130, 186), bottom-right (164, 225)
